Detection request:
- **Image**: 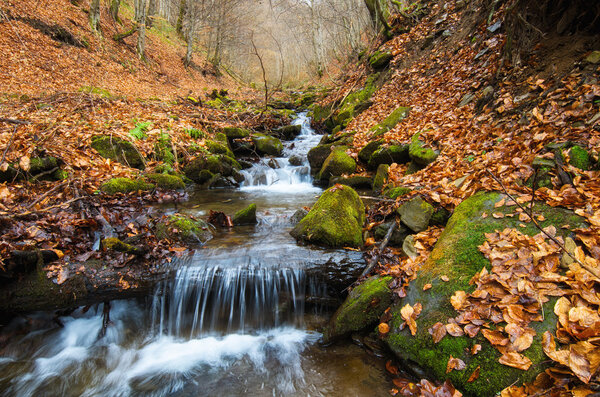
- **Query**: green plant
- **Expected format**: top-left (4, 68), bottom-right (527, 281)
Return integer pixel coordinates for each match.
top-left (129, 122), bottom-right (152, 140)
top-left (185, 128), bottom-right (206, 139)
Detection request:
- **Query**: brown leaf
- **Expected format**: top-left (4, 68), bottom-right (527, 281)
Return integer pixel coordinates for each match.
top-left (499, 352), bottom-right (532, 370)
top-left (379, 322), bottom-right (390, 335)
top-left (429, 322), bottom-right (447, 343)
top-left (446, 355), bottom-right (466, 373)
top-left (446, 323), bottom-right (464, 337)
top-left (467, 366), bottom-right (481, 382)
top-left (451, 290), bottom-right (468, 311)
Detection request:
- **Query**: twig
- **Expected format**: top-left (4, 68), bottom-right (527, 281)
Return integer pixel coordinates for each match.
top-left (25, 181), bottom-right (68, 209)
top-left (31, 167), bottom-right (58, 182)
top-left (359, 220), bottom-right (397, 279)
top-left (359, 195), bottom-right (400, 203)
top-left (529, 168), bottom-right (537, 217)
top-left (0, 126), bottom-right (18, 165)
top-left (0, 118), bottom-right (30, 125)
top-left (486, 169), bottom-right (600, 280)
top-left (4, 196), bottom-right (85, 219)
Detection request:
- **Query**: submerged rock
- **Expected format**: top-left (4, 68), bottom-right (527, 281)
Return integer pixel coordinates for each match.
top-left (91, 135), bottom-right (145, 169)
top-left (290, 185), bottom-right (365, 248)
top-left (233, 203), bottom-right (257, 225)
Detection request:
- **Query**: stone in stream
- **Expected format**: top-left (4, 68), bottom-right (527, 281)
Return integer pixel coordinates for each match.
top-left (290, 208), bottom-right (309, 225)
top-left (183, 154), bottom-right (241, 184)
top-left (273, 124), bottom-right (302, 141)
top-left (252, 134), bottom-right (283, 156)
top-left (307, 143), bottom-right (335, 173)
top-left (233, 203), bottom-right (257, 225)
top-left (290, 185), bottom-right (365, 248)
top-left (288, 155), bottom-right (303, 166)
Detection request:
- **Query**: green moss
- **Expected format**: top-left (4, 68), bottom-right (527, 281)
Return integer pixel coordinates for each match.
top-left (145, 173), bottom-right (185, 190)
top-left (155, 214), bottom-right (213, 245)
top-left (28, 157), bottom-right (59, 175)
top-left (369, 50), bottom-right (393, 69)
top-left (100, 178), bottom-right (154, 194)
top-left (183, 154), bottom-right (240, 183)
top-left (91, 135), bottom-right (145, 169)
top-left (385, 186), bottom-right (412, 199)
top-left (252, 134), bottom-right (283, 156)
top-left (318, 149), bottom-right (357, 182)
top-left (358, 140), bottom-right (383, 164)
top-left (372, 164), bottom-right (389, 192)
top-left (310, 102), bottom-right (333, 123)
top-left (409, 132), bottom-right (438, 166)
top-left (223, 127), bottom-right (250, 139)
top-left (368, 144), bottom-right (410, 170)
top-left (233, 203), bottom-right (257, 225)
top-left (370, 107), bottom-right (410, 137)
top-left (154, 132), bottom-right (175, 165)
top-left (568, 145), bottom-right (590, 170)
top-left (323, 276), bottom-right (393, 343)
top-left (329, 175), bottom-right (373, 189)
top-left (290, 185), bottom-right (365, 248)
top-left (206, 139), bottom-right (234, 158)
top-left (102, 237), bottom-right (136, 253)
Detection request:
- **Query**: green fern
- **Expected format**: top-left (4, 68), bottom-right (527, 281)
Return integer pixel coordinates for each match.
top-left (185, 128), bottom-right (206, 139)
top-left (129, 122), bottom-right (152, 140)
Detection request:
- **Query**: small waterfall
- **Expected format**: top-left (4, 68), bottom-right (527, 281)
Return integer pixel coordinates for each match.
top-left (151, 265), bottom-right (309, 338)
top-left (239, 112), bottom-right (322, 192)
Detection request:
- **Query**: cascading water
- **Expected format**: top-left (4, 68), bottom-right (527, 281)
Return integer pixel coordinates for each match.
top-left (0, 113), bottom-right (390, 397)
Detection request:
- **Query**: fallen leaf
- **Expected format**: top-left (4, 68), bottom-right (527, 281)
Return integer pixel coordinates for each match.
top-left (499, 352), bottom-right (532, 370)
top-left (446, 355), bottom-right (466, 373)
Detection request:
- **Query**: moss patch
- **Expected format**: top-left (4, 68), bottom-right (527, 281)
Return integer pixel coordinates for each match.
top-left (91, 135), bottom-right (145, 169)
top-left (358, 140), bottom-right (383, 164)
top-left (233, 203), bottom-right (257, 225)
top-left (155, 214), bottom-right (213, 245)
top-left (370, 107), bottom-right (410, 137)
top-left (372, 164), bottom-right (389, 192)
top-left (409, 132), bottom-right (438, 166)
top-left (368, 144), bottom-right (410, 170)
top-left (385, 186), bottom-right (412, 199)
top-left (318, 149), bottom-right (357, 182)
top-left (252, 134), bottom-right (283, 156)
top-left (100, 178), bottom-right (154, 194)
top-left (145, 173), bottom-right (185, 190)
top-left (568, 145), bottom-right (590, 170)
top-left (369, 50), bottom-right (393, 69)
top-left (223, 127), bottom-right (250, 139)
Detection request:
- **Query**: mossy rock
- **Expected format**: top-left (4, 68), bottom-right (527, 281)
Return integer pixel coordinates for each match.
top-left (310, 102), bottom-right (334, 123)
top-left (28, 157), bottom-right (59, 175)
top-left (430, 206), bottom-right (451, 226)
top-left (100, 178), bottom-right (154, 194)
top-left (374, 222), bottom-right (409, 247)
top-left (385, 191), bottom-right (587, 396)
top-left (145, 173), bottom-right (185, 190)
top-left (233, 203), bottom-right (257, 225)
top-left (568, 145), bottom-right (590, 170)
top-left (223, 127), bottom-right (250, 139)
top-left (397, 196), bottom-right (434, 233)
top-left (358, 140), bottom-right (383, 164)
top-left (274, 124), bottom-right (302, 141)
top-left (318, 149), bottom-right (357, 182)
top-left (322, 276), bottom-right (393, 343)
top-left (290, 185), bottom-right (365, 248)
top-left (329, 175), bottom-right (373, 190)
top-left (372, 164), bottom-right (389, 192)
top-left (368, 144), bottom-right (410, 170)
top-left (155, 214), bottom-right (213, 245)
top-left (289, 155), bottom-right (304, 166)
top-left (183, 154), bottom-right (241, 183)
top-left (320, 131), bottom-right (355, 146)
top-left (409, 132), bottom-right (438, 166)
top-left (369, 50), bottom-right (393, 69)
top-left (370, 107), bottom-right (410, 137)
top-left (385, 186), bottom-right (412, 199)
top-left (307, 143), bottom-right (334, 173)
top-left (91, 135), bottom-right (145, 169)
top-left (101, 237), bottom-right (139, 254)
top-left (206, 139), bottom-right (234, 158)
top-left (252, 134), bottom-right (283, 156)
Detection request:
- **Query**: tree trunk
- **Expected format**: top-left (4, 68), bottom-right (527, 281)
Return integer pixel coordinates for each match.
top-left (136, 0), bottom-right (148, 60)
top-left (146, 0), bottom-right (157, 27)
top-left (176, 0), bottom-right (186, 35)
top-left (109, 0), bottom-right (121, 23)
top-left (89, 0), bottom-right (101, 34)
top-left (364, 0), bottom-right (391, 33)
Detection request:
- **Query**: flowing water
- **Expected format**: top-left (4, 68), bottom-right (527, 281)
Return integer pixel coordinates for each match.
top-left (0, 113), bottom-right (390, 396)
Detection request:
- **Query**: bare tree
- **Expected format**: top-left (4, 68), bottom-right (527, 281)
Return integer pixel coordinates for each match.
top-left (109, 0), bottom-right (121, 23)
top-left (89, 0), bottom-right (101, 34)
top-left (135, 0), bottom-right (148, 60)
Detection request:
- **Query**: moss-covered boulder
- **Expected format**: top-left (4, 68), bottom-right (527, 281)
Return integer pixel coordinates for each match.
top-left (358, 140), bottom-right (383, 164)
top-left (368, 144), bottom-right (410, 170)
top-left (101, 237), bottom-right (143, 254)
top-left (318, 149), bottom-right (357, 182)
top-left (323, 276), bottom-right (393, 343)
top-left (369, 50), bottom-right (393, 69)
top-left (307, 143), bottom-right (335, 173)
top-left (397, 196), bottom-right (434, 232)
top-left (385, 186), bottom-right (412, 199)
top-left (155, 214), bottom-right (213, 245)
top-left (252, 134), bottom-right (283, 156)
top-left (273, 124), bottom-right (302, 141)
top-left (329, 175), bottom-right (373, 190)
top-left (29, 157), bottom-right (59, 175)
top-left (372, 164), bottom-right (389, 192)
top-left (409, 132), bottom-right (438, 166)
top-left (370, 107), bottom-right (410, 137)
top-left (91, 136), bottom-right (145, 169)
top-left (386, 192), bottom-right (587, 396)
top-left (223, 127), bottom-right (250, 139)
top-left (568, 145), bottom-right (590, 170)
top-left (206, 139), bottom-right (234, 159)
top-left (233, 203), bottom-right (257, 225)
top-left (183, 154), bottom-right (241, 183)
top-left (145, 173), bottom-right (185, 190)
top-left (290, 185), bottom-right (365, 248)
top-left (311, 102), bottom-right (333, 124)
top-left (100, 178), bottom-right (154, 194)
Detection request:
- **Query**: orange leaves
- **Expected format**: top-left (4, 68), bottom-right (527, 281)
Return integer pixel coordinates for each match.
top-left (400, 303), bottom-right (421, 336)
top-left (450, 290), bottom-right (467, 311)
top-left (542, 332), bottom-right (600, 383)
top-left (446, 355), bottom-right (466, 374)
top-left (429, 322), bottom-right (446, 343)
top-left (498, 352), bottom-right (532, 371)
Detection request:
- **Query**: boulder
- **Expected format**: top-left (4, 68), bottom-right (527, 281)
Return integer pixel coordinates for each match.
top-left (358, 140), bottom-right (383, 164)
top-left (322, 276), bottom-right (393, 343)
top-left (273, 124), bottom-right (302, 141)
top-left (288, 155), bottom-right (304, 166)
top-left (155, 214), bottom-right (213, 245)
top-left (408, 132), bottom-right (438, 166)
top-left (205, 139), bottom-right (234, 159)
top-left (370, 106), bottom-right (409, 137)
top-left (368, 144), bottom-right (409, 170)
top-left (369, 50), bottom-right (393, 69)
top-left (290, 185), bottom-right (365, 248)
top-left (183, 154), bottom-right (241, 184)
top-left (318, 149), bottom-right (357, 182)
top-left (307, 143), bottom-right (335, 173)
top-left (145, 173), bottom-right (185, 190)
top-left (233, 203), bottom-right (257, 225)
top-left (223, 127), bottom-right (250, 139)
top-left (385, 192), bottom-right (587, 396)
top-left (384, 186), bottom-right (412, 199)
top-left (290, 208), bottom-right (309, 225)
top-left (252, 134), bottom-right (283, 156)
top-left (91, 135), bottom-right (145, 169)
top-left (372, 164), bottom-right (389, 192)
top-left (100, 178), bottom-right (154, 194)
top-left (397, 196), bottom-right (434, 232)
top-left (329, 175), bottom-right (373, 190)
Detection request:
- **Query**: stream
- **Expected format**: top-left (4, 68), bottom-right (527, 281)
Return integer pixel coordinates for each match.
top-left (0, 113), bottom-right (391, 396)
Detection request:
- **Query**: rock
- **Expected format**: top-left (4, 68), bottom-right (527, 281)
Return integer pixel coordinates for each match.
top-left (408, 132), bottom-right (438, 166)
top-left (568, 145), bottom-right (590, 170)
top-left (368, 144), bottom-right (410, 170)
top-left (402, 235), bottom-right (418, 259)
top-left (458, 93), bottom-right (475, 107)
top-left (322, 276), bottom-right (393, 343)
top-left (100, 178), bottom-right (154, 194)
top-left (267, 158), bottom-right (280, 169)
top-left (290, 208), bottom-right (308, 225)
top-left (318, 149), bottom-right (357, 182)
top-left (154, 133), bottom-right (174, 165)
top-left (370, 107), bottom-right (410, 137)
top-left (274, 124), bottom-right (302, 140)
top-left (204, 174), bottom-right (238, 189)
top-left (28, 157), bottom-right (60, 175)
top-left (252, 134), bottom-right (283, 156)
top-left (358, 140), bottom-right (383, 164)
top-left (584, 51), bottom-right (600, 64)
top-left (329, 175), bottom-right (373, 190)
top-left (372, 164), bottom-right (389, 192)
top-left (205, 139), bottom-right (234, 159)
top-left (102, 237), bottom-right (144, 255)
top-left (145, 173), bottom-right (185, 190)
top-left (385, 192), bottom-right (587, 396)
top-left (290, 185), bottom-right (365, 248)
top-left (233, 203), bottom-right (257, 225)
top-left (405, 161), bottom-right (422, 175)
top-left (374, 222), bottom-right (409, 247)
top-left (223, 127), bottom-right (250, 139)
top-left (320, 131), bottom-right (355, 146)
top-left (91, 135), bottom-right (145, 169)
top-left (384, 186), bottom-right (412, 199)
top-left (288, 155), bottom-right (303, 166)
top-left (0, 165), bottom-right (19, 182)
top-left (369, 50), bottom-right (393, 69)
top-left (532, 157), bottom-right (555, 169)
top-left (430, 206), bottom-right (451, 226)
top-left (397, 196), bottom-right (434, 232)
top-left (183, 154), bottom-right (241, 183)
top-left (155, 214), bottom-right (213, 245)
top-left (238, 159), bottom-right (254, 169)
top-left (307, 143), bottom-right (335, 173)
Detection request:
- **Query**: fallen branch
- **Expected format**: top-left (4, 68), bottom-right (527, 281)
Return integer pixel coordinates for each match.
top-left (1, 126), bottom-right (18, 165)
top-left (0, 118), bottom-right (30, 125)
top-left (25, 180), bottom-right (68, 209)
top-left (486, 170), bottom-right (600, 280)
top-left (359, 220), bottom-right (398, 279)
